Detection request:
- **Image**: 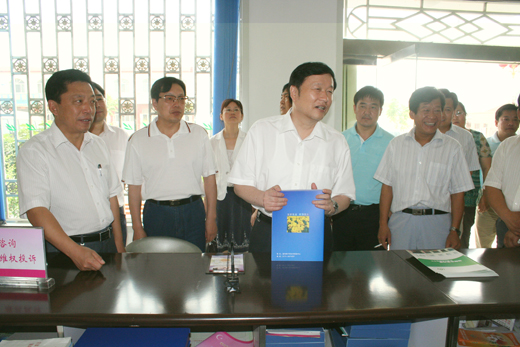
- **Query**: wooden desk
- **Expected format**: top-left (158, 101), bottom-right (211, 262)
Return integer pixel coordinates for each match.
top-left (0, 249), bottom-right (517, 346)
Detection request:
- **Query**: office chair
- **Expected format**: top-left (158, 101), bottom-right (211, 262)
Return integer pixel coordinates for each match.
top-left (126, 236), bottom-right (202, 254)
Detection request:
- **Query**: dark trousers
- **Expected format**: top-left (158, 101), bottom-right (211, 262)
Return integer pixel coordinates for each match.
top-left (460, 206), bottom-right (476, 249)
top-left (143, 198), bottom-right (206, 252)
top-left (249, 212), bottom-right (332, 253)
top-left (119, 205), bottom-right (127, 246)
top-left (332, 204), bottom-right (382, 251)
top-left (496, 218), bottom-right (508, 249)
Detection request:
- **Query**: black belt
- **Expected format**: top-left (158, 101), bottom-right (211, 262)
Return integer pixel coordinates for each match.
top-left (257, 211), bottom-right (272, 224)
top-left (350, 203), bottom-right (379, 211)
top-left (148, 195), bottom-right (201, 207)
top-left (402, 208), bottom-right (448, 216)
top-left (70, 226), bottom-right (112, 244)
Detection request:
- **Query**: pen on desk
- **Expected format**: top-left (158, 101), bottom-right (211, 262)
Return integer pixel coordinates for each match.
top-left (97, 164), bottom-right (102, 176)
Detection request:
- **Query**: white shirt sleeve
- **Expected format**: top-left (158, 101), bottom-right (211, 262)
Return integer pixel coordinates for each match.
top-left (16, 146), bottom-right (51, 217)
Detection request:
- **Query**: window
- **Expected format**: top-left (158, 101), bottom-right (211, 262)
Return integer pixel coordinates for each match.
top-left (0, 0), bottom-right (215, 220)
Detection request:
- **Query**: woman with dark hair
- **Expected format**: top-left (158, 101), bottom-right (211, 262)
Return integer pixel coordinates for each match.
top-left (210, 99), bottom-right (251, 252)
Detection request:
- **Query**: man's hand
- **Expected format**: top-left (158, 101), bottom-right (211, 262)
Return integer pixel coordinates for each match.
top-left (445, 230), bottom-right (461, 249)
top-left (205, 218), bottom-right (217, 243)
top-left (501, 211), bottom-right (520, 237)
top-left (262, 185), bottom-right (287, 212)
top-left (504, 230), bottom-right (520, 247)
top-left (378, 224), bottom-right (391, 250)
top-left (477, 195), bottom-right (489, 213)
top-left (70, 245), bottom-right (105, 271)
top-left (310, 183), bottom-right (334, 215)
top-left (132, 225), bottom-right (147, 241)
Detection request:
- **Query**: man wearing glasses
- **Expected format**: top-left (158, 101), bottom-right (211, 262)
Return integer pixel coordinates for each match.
top-left (122, 77), bottom-right (217, 251)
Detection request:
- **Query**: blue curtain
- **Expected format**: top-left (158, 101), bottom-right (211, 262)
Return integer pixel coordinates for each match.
top-left (212, 0), bottom-right (240, 135)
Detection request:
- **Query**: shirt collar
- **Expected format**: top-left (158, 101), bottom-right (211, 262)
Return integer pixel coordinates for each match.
top-left (49, 122), bottom-right (92, 149)
top-left (353, 123), bottom-right (383, 139)
top-left (407, 127), bottom-right (443, 144)
top-left (103, 122), bottom-right (116, 134)
top-left (279, 110), bottom-right (327, 140)
top-left (148, 117), bottom-right (190, 137)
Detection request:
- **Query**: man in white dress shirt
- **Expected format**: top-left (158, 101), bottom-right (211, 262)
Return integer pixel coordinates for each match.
top-left (438, 89), bottom-right (480, 173)
top-left (17, 69), bottom-right (124, 271)
top-left (89, 82), bottom-right (129, 245)
top-left (476, 103), bottom-right (519, 247)
top-left (484, 134), bottom-right (520, 248)
top-left (229, 62), bottom-right (356, 252)
top-left (375, 87), bottom-right (474, 250)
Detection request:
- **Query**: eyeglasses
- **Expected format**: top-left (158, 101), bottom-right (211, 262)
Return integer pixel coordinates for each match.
top-left (454, 111), bottom-right (465, 116)
top-left (158, 95), bottom-right (189, 104)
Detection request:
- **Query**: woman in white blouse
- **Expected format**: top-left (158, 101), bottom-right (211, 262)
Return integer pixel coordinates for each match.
top-left (210, 99), bottom-right (251, 252)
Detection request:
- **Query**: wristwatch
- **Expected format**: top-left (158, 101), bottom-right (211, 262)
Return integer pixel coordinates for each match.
top-left (330, 198), bottom-right (339, 216)
top-left (450, 227), bottom-right (461, 237)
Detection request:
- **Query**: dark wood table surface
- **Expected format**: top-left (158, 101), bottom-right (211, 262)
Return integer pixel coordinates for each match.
top-left (0, 249), bottom-right (517, 330)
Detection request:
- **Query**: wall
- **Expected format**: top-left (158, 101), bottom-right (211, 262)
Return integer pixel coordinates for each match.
top-left (240, 0), bottom-right (344, 131)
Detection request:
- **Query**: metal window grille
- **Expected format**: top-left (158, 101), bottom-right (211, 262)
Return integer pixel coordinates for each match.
top-left (0, 0), bottom-right (214, 220)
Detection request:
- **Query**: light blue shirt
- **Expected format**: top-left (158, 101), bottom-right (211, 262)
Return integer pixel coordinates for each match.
top-left (487, 132), bottom-right (501, 155)
top-left (343, 123), bottom-right (394, 206)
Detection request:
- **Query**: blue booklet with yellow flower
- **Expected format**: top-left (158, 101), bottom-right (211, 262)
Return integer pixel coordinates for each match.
top-left (271, 190), bottom-right (324, 261)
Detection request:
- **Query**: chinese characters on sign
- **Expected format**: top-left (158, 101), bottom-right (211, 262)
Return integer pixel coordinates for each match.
top-left (0, 227), bottom-right (47, 279)
top-left (0, 237), bottom-right (37, 264)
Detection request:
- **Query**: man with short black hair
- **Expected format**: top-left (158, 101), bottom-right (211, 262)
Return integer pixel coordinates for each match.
top-left (375, 87), bottom-right (474, 250)
top-left (89, 82), bottom-right (129, 245)
top-left (230, 62), bottom-right (356, 252)
top-left (476, 103), bottom-right (519, 248)
top-left (17, 69), bottom-right (124, 271)
top-left (280, 83), bottom-right (292, 115)
top-left (122, 77), bottom-right (217, 251)
top-left (333, 86), bottom-right (393, 251)
top-left (438, 89), bottom-right (480, 173)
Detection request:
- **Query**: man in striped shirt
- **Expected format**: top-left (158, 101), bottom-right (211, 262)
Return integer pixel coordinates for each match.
top-left (374, 87), bottom-right (474, 250)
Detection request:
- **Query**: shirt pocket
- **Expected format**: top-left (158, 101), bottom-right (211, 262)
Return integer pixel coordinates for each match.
top-left (309, 164), bottom-right (335, 189)
top-left (426, 162), bottom-right (448, 188)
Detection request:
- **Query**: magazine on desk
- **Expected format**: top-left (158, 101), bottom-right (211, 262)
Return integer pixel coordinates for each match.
top-left (408, 248), bottom-right (498, 278)
top-left (208, 254), bottom-right (244, 274)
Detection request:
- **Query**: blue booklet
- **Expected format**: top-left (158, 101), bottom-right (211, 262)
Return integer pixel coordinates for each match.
top-left (271, 190), bottom-right (324, 261)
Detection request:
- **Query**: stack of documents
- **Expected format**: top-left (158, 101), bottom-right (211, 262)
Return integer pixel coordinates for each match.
top-left (408, 248), bottom-right (498, 278)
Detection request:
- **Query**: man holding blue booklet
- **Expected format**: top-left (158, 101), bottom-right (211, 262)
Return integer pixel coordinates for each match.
top-left (229, 62), bottom-right (356, 253)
